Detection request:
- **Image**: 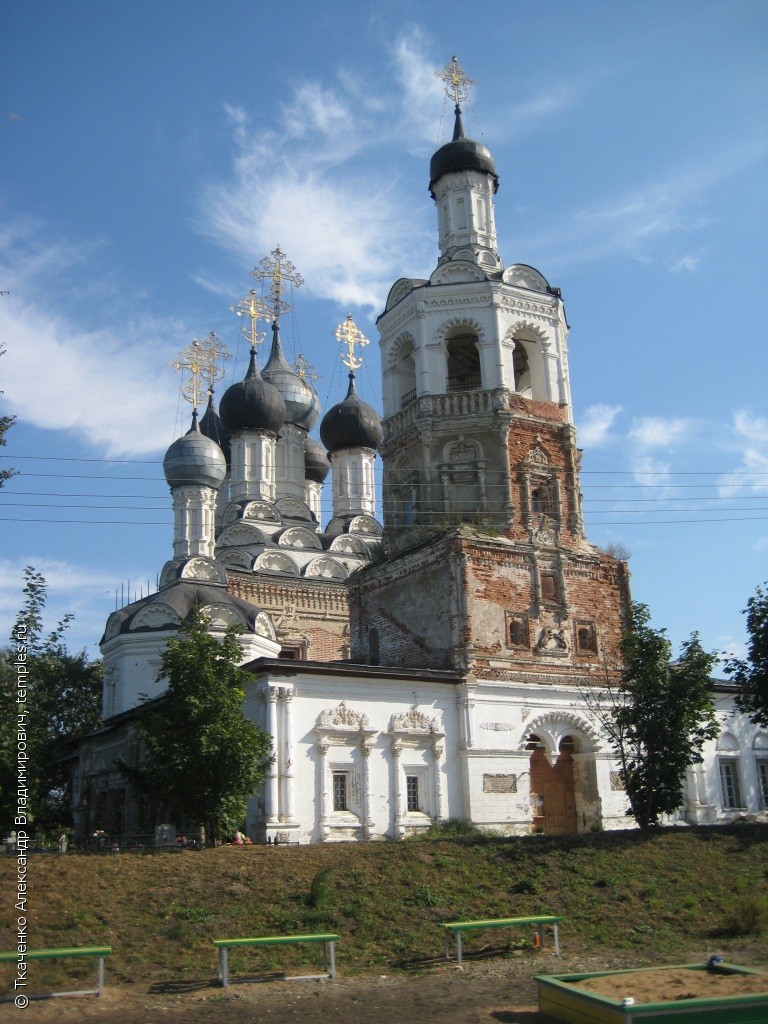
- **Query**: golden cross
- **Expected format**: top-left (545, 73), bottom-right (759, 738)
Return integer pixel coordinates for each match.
top-left (435, 55), bottom-right (476, 106)
top-left (334, 314), bottom-right (369, 372)
top-left (293, 353), bottom-right (321, 383)
top-left (172, 338), bottom-right (206, 409)
top-left (230, 289), bottom-right (269, 351)
top-left (199, 330), bottom-right (231, 390)
top-left (251, 245), bottom-right (303, 321)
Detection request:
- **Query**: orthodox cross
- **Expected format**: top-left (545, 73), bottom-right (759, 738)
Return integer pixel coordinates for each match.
top-left (172, 337), bottom-right (206, 410)
top-left (250, 245), bottom-right (303, 321)
top-left (435, 55), bottom-right (476, 106)
top-left (230, 289), bottom-right (269, 351)
top-left (199, 330), bottom-right (231, 392)
top-left (334, 314), bottom-right (369, 372)
top-left (293, 352), bottom-right (321, 384)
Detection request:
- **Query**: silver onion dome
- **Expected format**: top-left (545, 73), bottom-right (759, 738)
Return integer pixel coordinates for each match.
top-left (261, 321), bottom-right (320, 431)
top-left (163, 410), bottom-right (227, 490)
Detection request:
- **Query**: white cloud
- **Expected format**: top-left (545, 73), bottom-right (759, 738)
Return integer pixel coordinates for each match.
top-left (718, 410), bottom-right (768, 497)
top-left (629, 416), bottom-right (690, 449)
top-left (0, 223), bottom-right (191, 457)
top-left (578, 403), bottom-right (622, 447)
top-left (519, 134), bottom-right (767, 270)
top-left (195, 31), bottom-right (463, 314)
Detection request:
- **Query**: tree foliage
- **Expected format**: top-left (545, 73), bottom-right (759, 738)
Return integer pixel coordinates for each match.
top-left (0, 344), bottom-right (17, 488)
top-left (133, 605), bottom-right (272, 844)
top-left (585, 602), bottom-right (718, 830)
top-left (726, 582), bottom-right (768, 727)
top-left (0, 567), bottom-right (103, 832)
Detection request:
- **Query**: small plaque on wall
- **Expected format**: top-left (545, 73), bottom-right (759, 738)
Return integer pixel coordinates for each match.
top-left (483, 774), bottom-right (518, 793)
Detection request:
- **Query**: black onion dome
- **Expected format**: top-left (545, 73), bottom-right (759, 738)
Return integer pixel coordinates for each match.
top-left (261, 321), bottom-right (321, 431)
top-left (219, 348), bottom-right (286, 435)
top-left (163, 410), bottom-right (227, 490)
top-left (320, 373), bottom-right (383, 453)
top-left (429, 104), bottom-right (498, 198)
top-left (199, 391), bottom-right (231, 467)
top-left (304, 436), bottom-right (331, 483)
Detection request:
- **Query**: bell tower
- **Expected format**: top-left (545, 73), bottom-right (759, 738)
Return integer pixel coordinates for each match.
top-left (378, 57), bottom-right (577, 544)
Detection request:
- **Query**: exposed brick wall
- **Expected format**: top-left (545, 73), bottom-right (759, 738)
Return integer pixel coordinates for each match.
top-left (227, 571), bottom-right (351, 661)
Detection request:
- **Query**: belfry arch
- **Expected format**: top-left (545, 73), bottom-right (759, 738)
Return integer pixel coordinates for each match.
top-left (505, 322), bottom-right (549, 401)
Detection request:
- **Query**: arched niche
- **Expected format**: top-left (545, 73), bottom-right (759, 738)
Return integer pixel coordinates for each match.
top-left (253, 550), bottom-right (300, 576)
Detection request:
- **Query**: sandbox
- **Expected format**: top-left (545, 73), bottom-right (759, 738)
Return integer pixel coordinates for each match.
top-left (536, 961), bottom-right (768, 1023)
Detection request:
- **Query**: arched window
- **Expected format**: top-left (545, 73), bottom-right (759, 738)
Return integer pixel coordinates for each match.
top-left (446, 332), bottom-right (481, 391)
top-left (396, 337), bottom-right (417, 409)
top-left (513, 340), bottom-right (532, 396)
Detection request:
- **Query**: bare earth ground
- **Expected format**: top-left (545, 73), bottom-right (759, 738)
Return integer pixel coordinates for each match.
top-left (10, 947), bottom-right (767, 1024)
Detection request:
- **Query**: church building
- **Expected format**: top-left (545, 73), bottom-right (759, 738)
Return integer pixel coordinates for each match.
top-left (72, 60), bottom-right (765, 844)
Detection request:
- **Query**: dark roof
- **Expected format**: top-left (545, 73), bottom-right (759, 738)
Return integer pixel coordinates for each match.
top-left (320, 373), bottom-right (383, 453)
top-left (220, 348), bottom-right (286, 435)
top-left (429, 104), bottom-right (498, 198)
top-left (199, 391), bottom-right (231, 466)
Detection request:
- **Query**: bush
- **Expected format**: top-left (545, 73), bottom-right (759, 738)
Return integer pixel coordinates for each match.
top-left (719, 895), bottom-right (768, 936)
top-left (421, 818), bottom-right (485, 840)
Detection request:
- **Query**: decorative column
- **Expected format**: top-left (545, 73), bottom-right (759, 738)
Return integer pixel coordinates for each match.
top-left (264, 688), bottom-right (280, 825)
top-left (281, 687), bottom-right (295, 824)
top-left (317, 742), bottom-right (330, 841)
top-left (432, 738), bottom-right (445, 821)
top-left (392, 744), bottom-right (405, 838)
top-left (362, 742), bottom-right (374, 839)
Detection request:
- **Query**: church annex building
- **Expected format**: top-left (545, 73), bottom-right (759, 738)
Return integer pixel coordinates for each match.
top-left (72, 61), bottom-right (766, 845)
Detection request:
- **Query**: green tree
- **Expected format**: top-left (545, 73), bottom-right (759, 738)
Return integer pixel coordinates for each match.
top-left (0, 343), bottom-right (17, 487)
top-left (132, 605), bottom-right (272, 845)
top-left (726, 582), bottom-right (768, 727)
top-left (0, 568), bottom-right (103, 833)
top-left (585, 603), bottom-right (718, 829)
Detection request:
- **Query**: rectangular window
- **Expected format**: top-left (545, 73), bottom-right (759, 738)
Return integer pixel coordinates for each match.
top-left (406, 775), bottom-right (420, 813)
top-left (719, 760), bottom-right (743, 809)
top-left (332, 772), bottom-right (348, 812)
top-left (540, 573), bottom-right (557, 602)
top-left (757, 760), bottom-right (768, 809)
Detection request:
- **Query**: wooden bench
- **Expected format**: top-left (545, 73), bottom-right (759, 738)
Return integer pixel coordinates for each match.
top-left (442, 915), bottom-right (562, 965)
top-left (0, 945), bottom-right (112, 1001)
top-left (213, 933), bottom-right (340, 986)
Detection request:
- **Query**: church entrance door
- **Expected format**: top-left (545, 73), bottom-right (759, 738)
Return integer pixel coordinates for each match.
top-left (529, 738), bottom-right (578, 835)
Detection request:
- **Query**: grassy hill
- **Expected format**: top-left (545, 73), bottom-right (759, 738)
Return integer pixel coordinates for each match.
top-left (1, 825), bottom-right (767, 993)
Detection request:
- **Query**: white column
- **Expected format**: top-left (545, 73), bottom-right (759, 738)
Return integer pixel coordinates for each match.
top-left (282, 688), bottom-right (295, 823)
top-left (392, 744), bottom-right (405, 838)
top-left (318, 742), bottom-right (330, 841)
top-left (264, 689), bottom-right (279, 825)
top-left (362, 742), bottom-right (374, 839)
top-left (433, 739), bottom-right (445, 821)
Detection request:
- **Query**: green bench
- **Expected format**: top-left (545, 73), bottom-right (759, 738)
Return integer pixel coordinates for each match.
top-left (213, 933), bottom-right (341, 986)
top-left (442, 915), bottom-right (562, 965)
top-left (0, 945), bottom-right (112, 1001)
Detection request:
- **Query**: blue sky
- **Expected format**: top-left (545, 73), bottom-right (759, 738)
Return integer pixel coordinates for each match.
top-left (1, 0), bottom-right (766, 662)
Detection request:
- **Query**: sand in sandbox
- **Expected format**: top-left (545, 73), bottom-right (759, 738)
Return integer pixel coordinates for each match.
top-left (573, 966), bottom-right (768, 1002)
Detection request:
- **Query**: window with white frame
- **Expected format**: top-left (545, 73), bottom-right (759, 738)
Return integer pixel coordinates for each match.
top-left (719, 760), bottom-right (743, 809)
top-left (757, 760), bottom-right (768, 809)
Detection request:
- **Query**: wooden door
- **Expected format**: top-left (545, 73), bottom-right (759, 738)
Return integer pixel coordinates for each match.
top-left (530, 746), bottom-right (578, 835)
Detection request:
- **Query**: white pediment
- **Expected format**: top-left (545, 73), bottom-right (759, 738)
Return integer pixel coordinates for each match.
top-left (217, 522), bottom-right (268, 548)
top-left (303, 556), bottom-right (348, 580)
top-left (216, 549), bottom-right (253, 572)
top-left (276, 497), bottom-right (313, 521)
top-left (430, 260), bottom-right (487, 285)
top-left (390, 706), bottom-right (441, 734)
top-left (503, 264), bottom-right (550, 293)
top-left (180, 557), bottom-right (228, 584)
top-left (129, 603), bottom-right (181, 631)
top-left (329, 535), bottom-right (369, 556)
top-left (254, 611), bottom-right (276, 641)
top-left (242, 500), bottom-right (281, 523)
top-left (253, 550), bottom-right (300, 576)
top-left (316, 701), bottom-right (371, 731)
top-left (348, 515), bottom-right (382, 537)
top-left (205, 603), bottom-right (246, 629)
top-left (278, 527), bottom-right (322, 550)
